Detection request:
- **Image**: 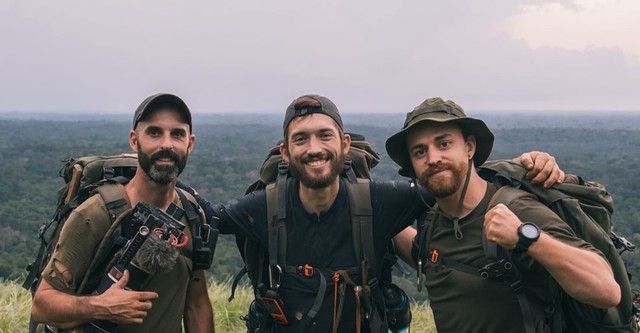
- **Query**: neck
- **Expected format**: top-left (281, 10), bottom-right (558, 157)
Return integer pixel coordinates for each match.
top-left (298, 177), bottom-right (341, 216)
top-left (436, 171), bottom-right (487, 218)
top-left (125, 170), bottom-right (176, 210)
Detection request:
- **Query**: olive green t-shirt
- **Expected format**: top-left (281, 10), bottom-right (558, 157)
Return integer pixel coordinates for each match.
top-left (42, 185), bottom-right (198, 333)
top-left (424, 184), bottom-right (601, 333)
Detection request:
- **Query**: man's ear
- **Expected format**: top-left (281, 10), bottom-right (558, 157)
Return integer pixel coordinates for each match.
top-left (187, 134), bottom-right (196, 154)
top-left (129, 130), bottom-right (139, 152)
top-left (279, 142), bottom-right (290, 162)
top-left (342, 133), bottom-right (351, 155)
top-left (466, 135), bottom-right (477, 160)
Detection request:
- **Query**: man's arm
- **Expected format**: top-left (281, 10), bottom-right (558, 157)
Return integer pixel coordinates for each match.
top-left (393, 227), bottom-right (417, 269)
top-left (31, 268), bottom-right (158, 329)
top-left (183, 270), bottom-right (215, 333)
top-left (484, 204), bottom-right (620, 309)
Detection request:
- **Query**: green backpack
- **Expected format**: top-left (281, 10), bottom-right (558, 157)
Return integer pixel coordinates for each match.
top-left (478, 160), bottom-right (638, 333)
top-left (23, 153), bottom-right (217, 333)
top-left (415, 160), bottom-right (638, 333)
top-left (232, 133), bottom-right (408, 333)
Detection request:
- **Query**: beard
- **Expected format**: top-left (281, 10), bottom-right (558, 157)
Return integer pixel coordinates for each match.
top-left (418, 159), bottom-right (467, 198)
top-left (289, 150), bottom-right (345, 189)
top-left (137, 143), bottom-right (187, 185)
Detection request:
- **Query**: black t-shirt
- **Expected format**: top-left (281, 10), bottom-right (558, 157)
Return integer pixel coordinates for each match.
top-left (216, 177), bottom-right (430, 333)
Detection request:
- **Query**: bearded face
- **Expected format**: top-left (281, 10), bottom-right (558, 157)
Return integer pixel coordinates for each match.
top-left (417, 155), bottom-right (468, 198)
top-left (288, 149), bottom-right (345, 189)
top-left (137, 141), bottom-right (188, 184)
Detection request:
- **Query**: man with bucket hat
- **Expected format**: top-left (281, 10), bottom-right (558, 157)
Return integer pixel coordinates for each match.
top-left (385, 97), bottom-right (620, 333)
top-left (191, 94), bottom-right (564, 333)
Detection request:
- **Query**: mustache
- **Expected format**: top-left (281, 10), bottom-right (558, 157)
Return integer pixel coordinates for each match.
top-left (424, 162), bottom-right (451, 177)
top-left (301, 152), bottom-right (332, 163)
top-left (150, 149), bottom-right (180, 164)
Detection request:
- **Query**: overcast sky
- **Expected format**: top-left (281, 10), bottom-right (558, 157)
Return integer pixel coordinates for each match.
top-left (1, 0), bottom-right (638, 114)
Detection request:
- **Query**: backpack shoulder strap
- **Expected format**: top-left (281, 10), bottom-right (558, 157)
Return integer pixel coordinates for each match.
top-left (265, 163), bottom-right (289, 275)
top-left (345, 178), bottom-right (376, 280)
top-left (93, 179), bottom-right (130, 221)
top-left (485, 185), bottom-right (539, 333)
top-left (176, 188), bottom-right (201, 230)
top-left (77, 181), bottom-right (132, 293)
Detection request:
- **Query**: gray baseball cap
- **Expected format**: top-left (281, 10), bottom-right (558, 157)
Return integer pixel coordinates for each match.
top-left (133, 93), bottom-right (192, 133)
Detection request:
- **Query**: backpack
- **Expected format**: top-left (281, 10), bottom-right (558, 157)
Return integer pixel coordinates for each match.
top-left (233, 133), bottom-right (409, 333)
top-left (23, 153), bottom-right (217, 333)
top-left (415, 159), bottom-right (638, 333)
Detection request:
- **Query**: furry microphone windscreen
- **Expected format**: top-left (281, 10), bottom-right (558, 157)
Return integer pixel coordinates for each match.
top-left (132, 234), bottom-right (181, 274)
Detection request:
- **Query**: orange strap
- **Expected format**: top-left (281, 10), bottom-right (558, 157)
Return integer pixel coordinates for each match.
top-left (332, 272), bottom-right (340, 333)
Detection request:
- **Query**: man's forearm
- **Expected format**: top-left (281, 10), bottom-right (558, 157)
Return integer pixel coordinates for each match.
top-left (529, 233), bottom-right (621, 308)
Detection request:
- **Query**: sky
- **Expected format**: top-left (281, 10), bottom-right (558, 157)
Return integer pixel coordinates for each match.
top-left (1, 0), bottom-right (638, 114)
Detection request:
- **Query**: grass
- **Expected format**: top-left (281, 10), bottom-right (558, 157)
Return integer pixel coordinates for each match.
top-left (0, 279), bottom-right (436, 333)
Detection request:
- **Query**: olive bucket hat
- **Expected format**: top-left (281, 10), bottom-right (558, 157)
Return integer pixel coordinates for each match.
top-left (385, 97), bottom-right (494, 177)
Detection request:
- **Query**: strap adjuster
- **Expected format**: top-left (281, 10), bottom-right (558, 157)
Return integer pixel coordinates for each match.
top-left (297, 264), bottom-right (314, 277)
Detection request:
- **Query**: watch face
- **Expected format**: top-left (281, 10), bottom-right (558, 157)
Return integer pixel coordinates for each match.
top-left (521, 224), bottom-right (540, 238)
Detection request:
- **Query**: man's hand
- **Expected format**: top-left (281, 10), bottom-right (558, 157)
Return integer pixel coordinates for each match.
top-left (514, 151), bottom-right (565, 188)
top-left (94, 270), bottom-right (159, 324)
top-left (483, 204), bottom-right (522, 249)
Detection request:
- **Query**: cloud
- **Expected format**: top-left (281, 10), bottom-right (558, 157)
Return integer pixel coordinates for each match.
top-left (0, 0), bottom-right (637, 113)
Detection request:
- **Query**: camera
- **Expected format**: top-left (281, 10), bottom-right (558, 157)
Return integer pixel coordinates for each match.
top-left (90, 202), bottom-right (187, 332)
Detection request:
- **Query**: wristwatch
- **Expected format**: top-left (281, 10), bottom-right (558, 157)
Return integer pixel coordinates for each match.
top-left (515, 222), bottom-right (541, 253)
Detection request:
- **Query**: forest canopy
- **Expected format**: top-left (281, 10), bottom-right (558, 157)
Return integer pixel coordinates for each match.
top-left (1, 113), bottom-right (639, 300)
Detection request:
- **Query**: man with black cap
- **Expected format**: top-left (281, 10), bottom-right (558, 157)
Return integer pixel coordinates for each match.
top-left (194, 94), bottom-right (563, 333)
top-left (31, 93), bottom-right (215, 333)
top-left (385, 97), bottom-right (620, 333)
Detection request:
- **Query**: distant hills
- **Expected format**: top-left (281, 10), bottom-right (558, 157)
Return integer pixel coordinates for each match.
top-left (1, 111), bottom-right (639, 130)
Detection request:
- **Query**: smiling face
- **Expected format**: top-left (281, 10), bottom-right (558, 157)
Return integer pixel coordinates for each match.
top-left (130, 108), bottom-right (195, 184)
top-left (406, 121), bottom-right (475, 198)
top-left (281, 113), bottom-right (350, 189)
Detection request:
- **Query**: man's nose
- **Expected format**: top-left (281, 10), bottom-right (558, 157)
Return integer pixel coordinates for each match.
top-left (160, 134), bottom-right (174, 150)
top-left (426, 149), bottom-right (442, 165)
top-left (307, 136), bottom-right (323, 153)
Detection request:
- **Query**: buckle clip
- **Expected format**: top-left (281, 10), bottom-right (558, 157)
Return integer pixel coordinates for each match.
top-left (479, 259), bottom-right (513, 279)
top-left (298, 264), bottom-right (314, 277)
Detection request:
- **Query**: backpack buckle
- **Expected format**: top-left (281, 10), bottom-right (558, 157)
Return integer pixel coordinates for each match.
top-left (479, 259), bottom-right (513, 279)
top-left (297, 264), bottom-right (314, 277)
top-left (277, 162), bottom-right (289, 175)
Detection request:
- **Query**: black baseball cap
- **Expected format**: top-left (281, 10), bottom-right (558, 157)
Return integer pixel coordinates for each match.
top-left (282, 94), bottom-right (343, 134)
top-left (132, 93), bottom-right (192, 133)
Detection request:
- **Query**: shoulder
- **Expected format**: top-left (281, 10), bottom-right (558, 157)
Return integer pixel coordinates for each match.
top-left (70, 193), bottom-right (112, 225)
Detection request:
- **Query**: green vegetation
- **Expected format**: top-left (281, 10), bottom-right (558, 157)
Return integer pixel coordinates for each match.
top-left (0, 114), bottom-right (639, 325)
top-left (0, 279), bottom-right (437, 332)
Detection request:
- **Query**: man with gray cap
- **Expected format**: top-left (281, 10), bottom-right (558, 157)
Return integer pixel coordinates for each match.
top-left (385, 97), bottom-right (620, 333)
top-left (193, 94), bottom-right (562, 333)
top-left (31, 93), bottom-right (214, 333)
